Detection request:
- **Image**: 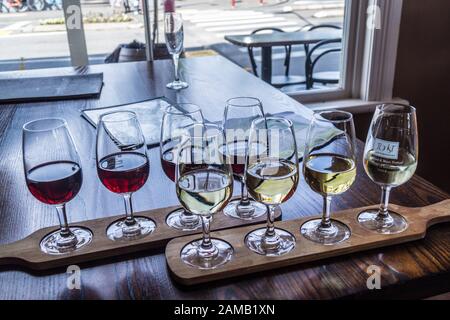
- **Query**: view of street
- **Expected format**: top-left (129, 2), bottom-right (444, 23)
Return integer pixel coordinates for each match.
top-left (0, 0), bottom-right (345, 72)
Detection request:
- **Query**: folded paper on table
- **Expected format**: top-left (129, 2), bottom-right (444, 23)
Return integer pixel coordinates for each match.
top-left (81, 97), bottom-right (172, 147)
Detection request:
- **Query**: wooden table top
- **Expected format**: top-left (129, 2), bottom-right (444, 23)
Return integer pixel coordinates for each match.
top-left (225, 29), bottom-right (342, 48)
top-left (0, 56), bottom-right (448, 299)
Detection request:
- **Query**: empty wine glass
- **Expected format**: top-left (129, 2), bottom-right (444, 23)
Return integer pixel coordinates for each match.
top-left (160, 103), bottom-right (204, 231)
top-left (23, 118), bottom-right (92, 255)
top-left (96, 111), bottom-right (155, 241)
top-left (222, 97), bottom-right (267, 220)
top-left (358, 104), bottom-right (418, 234)
top-left (245, 117), bottom-right (299, 256)
top-left (177, 123), bottom-right (234, 269)
top-left (300, 111), bottom-right (357, 245)
top-left (164, 12), bottom-right (188, 90)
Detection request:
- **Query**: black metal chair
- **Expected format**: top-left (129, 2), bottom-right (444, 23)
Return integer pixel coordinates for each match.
top-left (302, 24), bottom-right (342, 57)
top-left (305, 38), bottom-right (342, 90)
top-left (247, 27), bottom-right (306, 88)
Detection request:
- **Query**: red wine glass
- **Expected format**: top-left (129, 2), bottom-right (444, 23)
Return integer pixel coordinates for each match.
top-left (23, 118), bottom-right (92, 255)
top-left (222, 97), bottom-right (267, 220)
top-left (96, 111), bottom-right (155, 241)
top-left (160, 103), bottom-right (204, 231)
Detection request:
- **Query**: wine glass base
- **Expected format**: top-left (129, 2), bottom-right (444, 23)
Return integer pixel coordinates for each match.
top-left (222, 199), bottom-right (267, 220)
top-left (245, 227), bottom-right (296, 256)
top-left (166, 80), bottom-right (189, 90)
top-left (107, 217), bottom-right (156, 241)
top-left (40, 227), bottom-right (93, 255)
top-left (181, 238), bottom-right (233, 270)
top-left (300, 219), bottom-right (350, 245)
top-left (166, 208), bottom-right (202, 231)
top-left (358, 209), bottom-right (408, 234)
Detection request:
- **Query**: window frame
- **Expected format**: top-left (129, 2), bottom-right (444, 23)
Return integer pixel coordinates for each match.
top-left (290, 0), bottom-right (404, 107)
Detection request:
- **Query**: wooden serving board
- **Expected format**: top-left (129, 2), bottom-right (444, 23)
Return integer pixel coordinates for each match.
top-left (166, 200), bottom-right (450, 286)
top-left (0, 200), bottom-right (280, 270)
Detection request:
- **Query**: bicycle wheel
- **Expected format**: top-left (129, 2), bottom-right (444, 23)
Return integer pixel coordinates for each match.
top-left (0, 2), bottom-right (10, 13)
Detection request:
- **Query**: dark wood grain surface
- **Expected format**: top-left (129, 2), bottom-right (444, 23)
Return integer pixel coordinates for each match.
top-left (225, 29), bottom-right (342, 47)
top-left (0, 56), bottom-right (448, 300)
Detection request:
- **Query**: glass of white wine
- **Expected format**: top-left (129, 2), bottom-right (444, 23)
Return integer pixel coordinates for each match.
top-left (358, 104), bottom-right (418, 234)
top-left (301, 111), bottom-right (357, 245)
top-left (176, 123), bottom-right (234, 269)
top-left (245, 117), bottom-right (299, 256)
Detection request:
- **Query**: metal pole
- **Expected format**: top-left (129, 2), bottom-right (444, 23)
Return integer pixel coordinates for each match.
top-left (142, 0), bottom-right (154, 61)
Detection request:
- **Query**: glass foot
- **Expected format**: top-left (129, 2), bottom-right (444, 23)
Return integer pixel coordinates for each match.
top-left (107, 216), bottom-right (155, 241)
top-left (40, 227), bottom-right (93, 255)
top-left (223, 198), bottom-right (267, 220)
top-left (245, 227), bottom-right (295, 256)
top-left (166, 208), bottom-right (202, 231)
top-left (358, 209), bottom-right (408, 234)
top-left (181, 238), bottom-right (233, 270)
top-left (166, 80), bottom-right (189, 90)
top-left (300, 219), bottom-right (350, 245)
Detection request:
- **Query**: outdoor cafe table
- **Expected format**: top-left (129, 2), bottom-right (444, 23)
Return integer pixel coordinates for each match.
top-left (0, 56), bottom-right (449, 299)
top-left (225, 29), bottom-right (342, 84)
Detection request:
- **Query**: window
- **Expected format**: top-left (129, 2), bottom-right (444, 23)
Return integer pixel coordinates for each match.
top-left (0, 0), bottom-right (402, 108)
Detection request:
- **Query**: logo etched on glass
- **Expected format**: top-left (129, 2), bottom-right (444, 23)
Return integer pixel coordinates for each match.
top-left (373, 138), bottom-right (399, 160)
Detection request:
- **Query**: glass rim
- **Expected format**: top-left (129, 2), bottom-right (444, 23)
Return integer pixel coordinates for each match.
top-left (314, 110), bottom-right (353, 124)
top-left (226, 97), bottom-right (262, 108)
top-left (377, 103), bottom-right (416, 115)
top-left (164, 103), bottom-right (202, 116)
top-left (252, 116), bottom-right (293, 128)
top-left (23, 117), bottom-right (67, 133)
top-left (99, 110), bottom-right (137, 123)
top-left (182, 123), bottom-right (223, 139)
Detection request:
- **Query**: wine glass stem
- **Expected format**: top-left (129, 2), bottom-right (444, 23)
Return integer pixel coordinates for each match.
top-left (321, 196), bottom-right (332, 228)
top-left (55, 204), bottom-right (74, 238)
top-left (265, 205), bottom-right (276, 237)
top-left (199, 215), bottom-right (215, 257)
top-left (123, 193), bottom-right (137, 226)
top-left (378, 186), bottom-right (392, 218)
top-left (172, 53), bottom-right (180, 81)
top-left (240, 179), bottom-right (250, 206)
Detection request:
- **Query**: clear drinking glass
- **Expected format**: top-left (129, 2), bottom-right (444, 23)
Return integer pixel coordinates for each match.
top-left (164, 12), bottom-right (188, 90)
top-left (23, 118), bottom-right (93, 255)
top-left (300, 111), bottom-right (357, 245)
top-left (177, 123), bottom-right (234, 269)
top-left (245, 117), bottom-right (299, 256)
top-left (96, 111), bottom-right (155, 241)
top-left (358, 103), bottom-right (418, 234)
top-left (160, 103), bottom-right (204, 231)
top-left (222, 97), bottom-right (267, 220)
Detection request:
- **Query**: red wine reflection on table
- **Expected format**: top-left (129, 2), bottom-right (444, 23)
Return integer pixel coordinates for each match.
top-left (98, 152), bottom-right (149, 194)
top-left (26, 161), bottom-right (82, 205)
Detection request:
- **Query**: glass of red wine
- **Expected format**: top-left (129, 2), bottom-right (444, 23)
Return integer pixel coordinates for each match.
top-left (160, 103), bottom-right (204, 231)
top-left (23, 118), bottom-right (93, 255)
top-left (96, 111), bottom-right (155, 241)
top-left (221, 97), bottom-right (267, 220)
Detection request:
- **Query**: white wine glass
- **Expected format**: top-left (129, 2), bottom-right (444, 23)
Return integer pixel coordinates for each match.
top-left (164, 12), bottom-right (188, 90)
top-left (358, 103), bottom-right (418, 234)
top-left (222, 97), bottom-right (267, 220)
top-left (245, 117), bottom-right (299, 256)
top-left (160, 103), bottom-right (204, 231)
top-left (177, 123), bottom-right (234, 269)
top-left (301, 111), bottom-right (357, 245)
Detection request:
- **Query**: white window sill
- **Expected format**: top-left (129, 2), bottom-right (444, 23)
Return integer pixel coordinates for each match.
top-left (302, 97), bottom-right (409, 114)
